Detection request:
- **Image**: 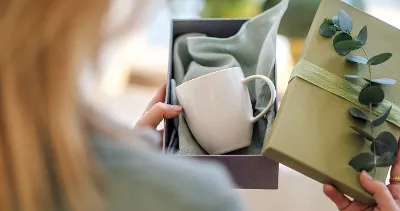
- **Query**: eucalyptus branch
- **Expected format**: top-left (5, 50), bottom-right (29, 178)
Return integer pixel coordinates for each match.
top-left (319, 9), bottom-right (397, 178)
top-left (346, 30), bottom-right (378, 178)
top-left (345, 31), bottom-right (377, 177)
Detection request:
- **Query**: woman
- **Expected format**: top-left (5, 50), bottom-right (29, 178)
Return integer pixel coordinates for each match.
top-left (0, 0), bottom-right (399, 210)
top-left (0, 0), bottom-right (244, 210)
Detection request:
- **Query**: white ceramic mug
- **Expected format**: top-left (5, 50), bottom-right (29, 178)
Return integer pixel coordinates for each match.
top-left (175, 67), bottom-right (276, 155)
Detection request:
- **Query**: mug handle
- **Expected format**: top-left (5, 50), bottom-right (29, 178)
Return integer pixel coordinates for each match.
top-left (241, 75), bottom-right (276, 124)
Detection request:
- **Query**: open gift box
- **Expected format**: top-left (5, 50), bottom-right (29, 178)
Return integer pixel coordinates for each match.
top-left (162, 19), bottom-right (280, 189)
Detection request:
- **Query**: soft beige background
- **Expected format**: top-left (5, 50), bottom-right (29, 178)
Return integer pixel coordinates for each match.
top-left (89, 0), bottom-right (400, 210)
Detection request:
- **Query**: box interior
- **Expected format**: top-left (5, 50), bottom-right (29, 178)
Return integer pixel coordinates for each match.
top-left (164, 19), bottom-right (278, 156)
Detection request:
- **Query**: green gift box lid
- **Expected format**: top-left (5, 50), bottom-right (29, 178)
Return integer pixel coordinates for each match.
top-left (262, 0), bottom-right (400, 205)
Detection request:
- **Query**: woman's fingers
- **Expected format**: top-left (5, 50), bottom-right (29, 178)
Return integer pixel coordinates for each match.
top-left (387, 184), bottom-right (400, 201)
top-left (388, 138), bottom-right (400, 202)
top-left (136, 102), bottom-right (182, 128)
top-left (144, 83), bottom-right (167, 113)
top-left (360, 171), bottom-right (398, 209)
top-left (323, 184), bottom-right (372, 210)
top-left (135, 83), bottom-right (182, 129)
top-left (390, 137), bottom-right (400, 181)
top-left (323, 184), bottom-right (351, 210)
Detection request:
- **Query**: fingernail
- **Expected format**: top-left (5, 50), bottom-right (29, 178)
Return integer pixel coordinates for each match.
top-left (362, 171), bottom-right (372, 180)
top-left (170, 105), bottom-right (182, 112)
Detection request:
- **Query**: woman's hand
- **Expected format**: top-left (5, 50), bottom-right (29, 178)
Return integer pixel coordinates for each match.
top-left (324, 140), bottom-right (400, 211)
top-left (135, 83), bottom-right (182, 132)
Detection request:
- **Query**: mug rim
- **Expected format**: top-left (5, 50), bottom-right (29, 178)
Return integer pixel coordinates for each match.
top-left (176, 66), bottom-right (241, 90)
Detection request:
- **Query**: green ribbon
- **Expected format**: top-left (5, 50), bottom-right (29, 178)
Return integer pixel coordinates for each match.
top-left (290, 59), bottom-right (400, 128)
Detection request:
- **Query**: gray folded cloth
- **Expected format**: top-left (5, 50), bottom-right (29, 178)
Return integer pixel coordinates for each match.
top-left (170, 0), bottom-right (289, 155)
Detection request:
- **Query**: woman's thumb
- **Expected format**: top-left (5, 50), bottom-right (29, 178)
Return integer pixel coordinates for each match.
top-left (359, 171), bottom-right (397, 209)
top-left (136, 103), bottom-right (182, 128)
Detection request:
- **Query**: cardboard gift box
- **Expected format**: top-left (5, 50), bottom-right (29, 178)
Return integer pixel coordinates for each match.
top-left (163, 19), bottom-right (279, 189)
top-left (262, 0), bottom-right (400, 204)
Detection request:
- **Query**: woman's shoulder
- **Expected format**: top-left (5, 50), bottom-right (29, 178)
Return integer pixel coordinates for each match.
top-left (90, 130), bottom-right (245, 211)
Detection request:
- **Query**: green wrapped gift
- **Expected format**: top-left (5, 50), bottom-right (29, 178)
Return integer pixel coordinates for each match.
top-left (262, 0), bottom-right (400, 205)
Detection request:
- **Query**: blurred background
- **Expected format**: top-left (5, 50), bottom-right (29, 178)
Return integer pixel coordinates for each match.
top-left (92, 0), bottom-right (400, 210)
top-left (95, 0), bottom-right (400, 127)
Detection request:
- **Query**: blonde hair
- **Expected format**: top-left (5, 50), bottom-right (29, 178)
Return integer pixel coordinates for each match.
top-left (0, 0), bottom-right (147, 210)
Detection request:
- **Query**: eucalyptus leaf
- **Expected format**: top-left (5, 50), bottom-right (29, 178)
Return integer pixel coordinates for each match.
top-left (372, 78), bottom-right (396, 85)
top-left (350, 126), bottom-right (374, 141)
top-left (333, 33), bottom-right (353, 55)
top-left (320, 18), bottom-right (336, 37)
top-left (346, 56), bottom-right (368, 64)
top-left (358, 86), bottom-right (384, 105)
top-left (371, 131), bottom-right (398, 156)
top-left (364, 78), bottom-right (397, 86)
top-left (349, 152), bottom-right (374, 172)
top-left (357, 26), bottom-right (367, 45)
top-left (367, 53), bottom-right (392, 65)
top-left (334, 40), bottom-right (363, 51)
top-left (332, 16), bottom-right (339, 26)
top-left (338, 9), bottom-right (353, 32)
top-left (349, 108), bottom-right (369, 121)
top-left (372, 106), bottom-right (392, 127)
top-left (344, 74), bottom-right (362, 79)
top-left (376, 152), bottom-right (396, 167)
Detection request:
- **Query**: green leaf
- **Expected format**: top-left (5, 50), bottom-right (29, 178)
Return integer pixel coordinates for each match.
top-left (332, 16), bottom-right (339, 26)
top-left (376, 152), bottom-right (396, 167)
top-left (347, 56), bottom-right (368, 64)
top-left (371, 131), bottom-right (398, 156)
top-left (338, 9), bottom-right (353, 32)
top-left (358, 86), bottom-right (384, 105)
top-left (357, 26), bottom-right (367, 45)
top-left (350, 126), bottom-right (374, 142)
top-left (334, 40), bottom-right (363, 51)
top-left (349, 108), bottom-right (369, 121)
top-left (367, 53), bottom-right (392, 65)
top-left (364, 78), bottom-right (397, 86)
top-left (344, 74), bottom-right (362, 79)
top-left (372, 78), bottom-right (397, 85)
top-left (349, 152), bottom-right (374, 172)
top-left (319, 18), bottom-right (336, 37)
top-left (372, 106), bottom-right (392, 127)
top-left (333, 33), bottom-right (353, 55)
